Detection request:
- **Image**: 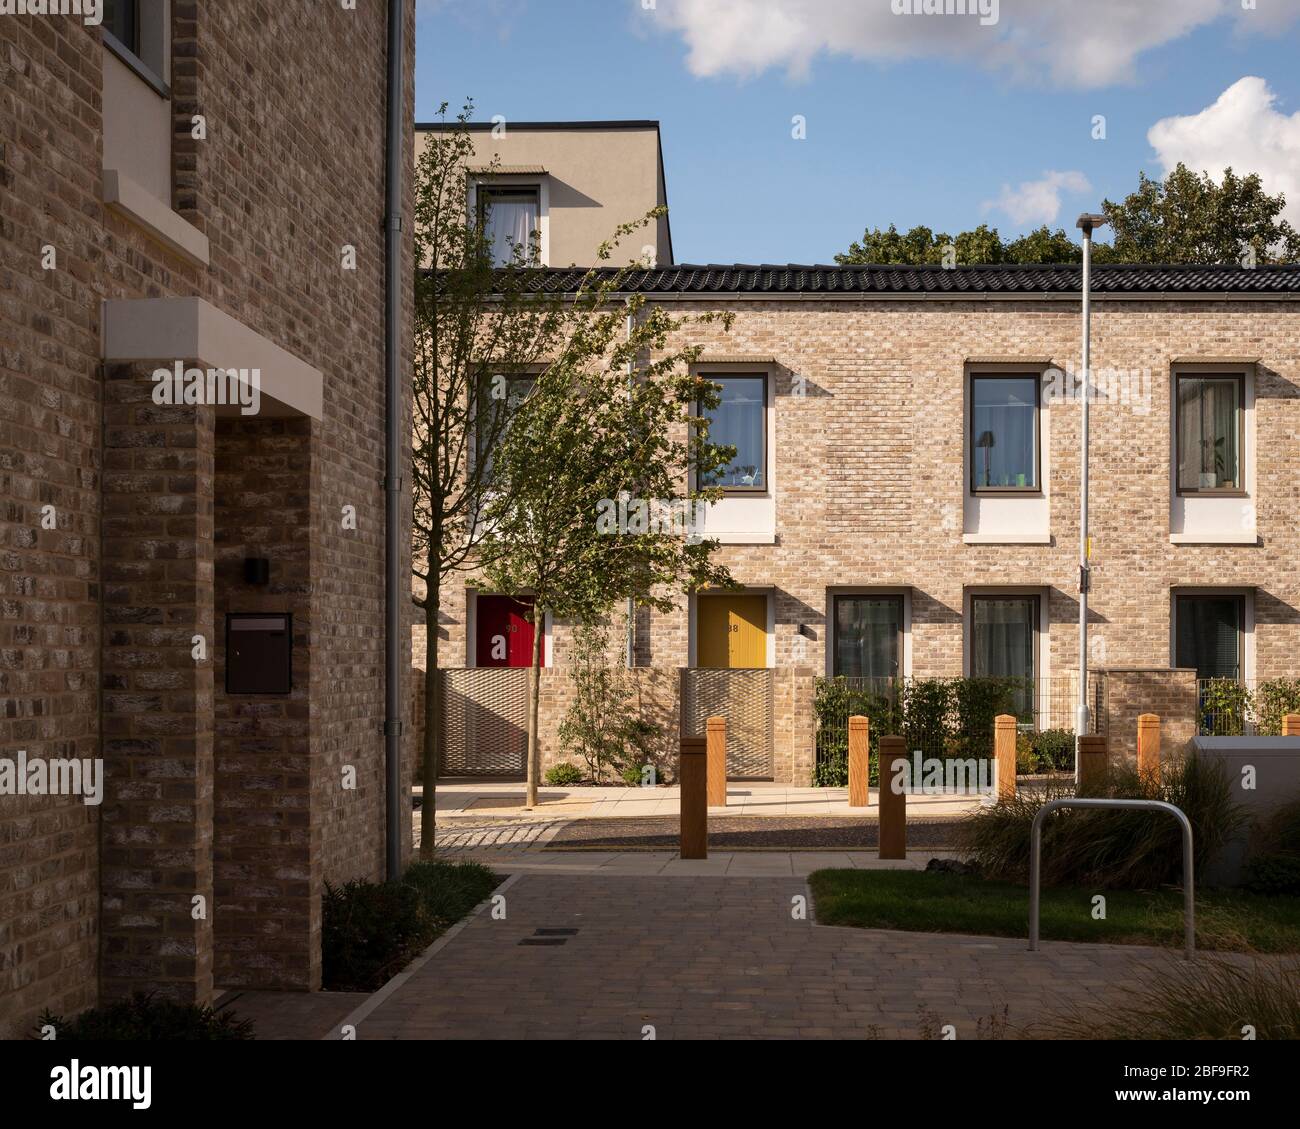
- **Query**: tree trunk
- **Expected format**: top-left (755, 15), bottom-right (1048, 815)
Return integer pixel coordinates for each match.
top-left (524, 612), bottom-right (544, 808)
top-left (419, 596), bottom-right (440, 860)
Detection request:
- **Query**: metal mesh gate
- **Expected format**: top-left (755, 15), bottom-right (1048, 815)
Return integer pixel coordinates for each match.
top-left (438, 668), bottom-right (529, 778)
top-left (681, 668), bottom-right (775, 779)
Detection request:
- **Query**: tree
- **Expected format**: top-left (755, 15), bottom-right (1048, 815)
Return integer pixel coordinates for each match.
top-left (835, 166), bottom-right (1299, 266)
top-left (410, 102), bottom-right (569, 858)
top-left (1102, 164), bottom-right (1300, 266)
top-left (479, 237), bottom-right (735, 808)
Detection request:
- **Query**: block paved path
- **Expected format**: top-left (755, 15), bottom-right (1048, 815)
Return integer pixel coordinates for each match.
top-left (344, 872), bottom-right (1185, 1040)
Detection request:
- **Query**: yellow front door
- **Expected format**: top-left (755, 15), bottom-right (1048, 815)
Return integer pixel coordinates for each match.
top-left (697, 595), bottom-right (768, 669)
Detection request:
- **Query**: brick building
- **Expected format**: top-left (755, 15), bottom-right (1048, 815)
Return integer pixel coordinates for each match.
top-left (421, 126), bottom-right (1300, 786)
top-left (0, 3), bottom-right (414, 1039)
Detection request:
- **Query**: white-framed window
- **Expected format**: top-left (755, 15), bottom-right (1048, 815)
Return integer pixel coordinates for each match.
top-left (962, 364), bottom-right (1051, 544)
top-left (698, 374), bottom-right (768, 493)
top-left (469, 177), bottom-right (549, 267)
top-left (1169, 364), bottom-right (1256, 544)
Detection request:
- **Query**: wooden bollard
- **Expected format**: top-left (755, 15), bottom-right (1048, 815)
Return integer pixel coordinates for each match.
top-left (679, 736), bottom-right (707, 859)
top-left (848, 715), bottom-right (870, 808)
top-left (706, 716), bottom-right (727, 808)
top-left (878, 736), bottom-right (907, 860)
top-left (994, 714), bottom-right (1017, 801)
top-left (1077, 734), bottom-right (1108, 796)
top-left (1284, 714), bottom-right (1300, 737)
top-left (1137, 713), bottom-right (1161, 784)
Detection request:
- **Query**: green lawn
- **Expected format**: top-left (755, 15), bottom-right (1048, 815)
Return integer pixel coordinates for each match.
top-left (809, 869), bottom-right (1300, 953)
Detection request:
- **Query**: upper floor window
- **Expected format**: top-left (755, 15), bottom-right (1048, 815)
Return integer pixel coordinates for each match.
top-left (479, 186), bottom-right (540, 267)
top-left (970, 375), bottom-right (1040, 493)
top-left (698, 375), bottom-right (767, 491)
top-left (1176, 375), bottom-right (1243, 495)
top-left (475, 372), bottom-right (535, 482)
top-left (104, 0), bottom-right (137, 52)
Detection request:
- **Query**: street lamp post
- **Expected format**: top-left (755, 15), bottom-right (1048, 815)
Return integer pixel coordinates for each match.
top-left (1075, 213), bottom-right (1107, 786)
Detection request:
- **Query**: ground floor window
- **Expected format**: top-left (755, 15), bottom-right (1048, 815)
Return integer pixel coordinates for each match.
top-left (833, 595), bottom-right (903, 680)
top-left (969, 595), bottom-right (1038, 680)
top-left (1175, 594), bottom-right (1245, 681)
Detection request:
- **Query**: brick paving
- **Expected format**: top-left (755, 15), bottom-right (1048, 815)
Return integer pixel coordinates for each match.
top-left (543, 815), bottom-right (961, 850)
top-left (343, 872), bottom-right (1186, 1040)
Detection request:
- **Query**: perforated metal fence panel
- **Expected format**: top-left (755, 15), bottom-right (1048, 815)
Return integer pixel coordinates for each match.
top-left (681, 668), bottom-right (774, 780)
top-left (438, 668), bottom-right (529, 778)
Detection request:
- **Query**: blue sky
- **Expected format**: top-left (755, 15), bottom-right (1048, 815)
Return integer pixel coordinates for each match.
top-left (416, 0), bottom-right (1300, 264)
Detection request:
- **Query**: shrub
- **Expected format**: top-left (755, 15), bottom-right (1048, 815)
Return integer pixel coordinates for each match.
top-left (36, 995), bottom-right (254, 1040)
top-left (1244, 854), bottom-right (1300, 896)
top-left (322, 878), bottom-right (431, 992)
top-left (559, 618), bottom-right (664, 783)
top-left (812, 677), bottom-right (902, 787)
top-left (1015, 732), bottom-right (1039, 775)
top-left (1255, 679), bottom-right (1300, 737)
top-left (1030, 728), bottom-right (1075, 772)
top-left (901, 679), bottom-right (952, 761)
top-left (957, 754), bottom-right (1248, 889)
top-left (1039, 957), bottom-right (1300, 1040)
top-left (1200, 677), bottom-right (1252, 736)
top-left (544, 762), bottom-right (585, 786)
top-left (951, 677), bottom-right (1019, 760)
top-left (403, 860), bottom-right (499, 930)
top-left (322, 863), bottom-right (501, 991)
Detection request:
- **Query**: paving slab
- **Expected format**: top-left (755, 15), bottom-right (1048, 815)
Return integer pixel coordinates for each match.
top-left (330, 872), bottom-right (1244, 1041)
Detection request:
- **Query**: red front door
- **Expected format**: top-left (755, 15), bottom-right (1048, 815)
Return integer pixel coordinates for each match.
top-left (475, 596), bottom-right (537, 668)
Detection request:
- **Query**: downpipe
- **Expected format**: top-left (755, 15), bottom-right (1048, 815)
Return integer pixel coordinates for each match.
top-left (383, 0), bottom-right (406, 880)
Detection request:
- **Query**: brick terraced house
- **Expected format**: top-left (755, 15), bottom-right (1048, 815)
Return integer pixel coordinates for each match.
top-left (0, 3), bottom-right (414, 1039)
top-left (421, 126), bottom-right (1300, 788)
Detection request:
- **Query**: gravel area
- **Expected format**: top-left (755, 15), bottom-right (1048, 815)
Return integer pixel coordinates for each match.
top-left (544, 816), bottom-right (964, 851)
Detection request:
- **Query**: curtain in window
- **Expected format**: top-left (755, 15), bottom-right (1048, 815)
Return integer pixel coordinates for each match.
top-left (703, 377), bottom-right (765, 488)
top-left (1178, 378), bottom-right (1240, 491)
top-left (971, 378), bottom-right (1037, 489)
top-left (834, 597), bottom-right (902, 679)
top-left (971, 598), bottom-right (1036, 679)
top-left (483, 194), bottom-right (538, 266)
top-left (1176, 597), bottom-right (1242, 680)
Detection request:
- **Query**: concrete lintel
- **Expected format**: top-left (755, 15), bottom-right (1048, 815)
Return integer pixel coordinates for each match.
top-left (103, 296), bottom-right (324, 420)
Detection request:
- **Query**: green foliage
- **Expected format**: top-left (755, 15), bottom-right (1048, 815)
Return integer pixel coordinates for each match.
top-left (814, 676), bottom-right (1057, 785)
top-left (1103, 164), bottom-right (1300, 266)
top-left (1244, 854), bottom-right (1300, 897)
top-left (1016, 728), bottom-right (1076, 774)
top-left (1040, 958), bottom-right (1300, 1040)
top-left (836, 165), bottom-right (1299, 267)
top-left (1199, 677), bottom-right (1253, 736)
top-left (1255, 679), bottom-right (1300, 736)
top-left (958, 754), bottom-right (1248, 888)
top-left (812, 677), bottom-right (902, 786)
top-left (557, 618), bottom-right (664, 784)
top-left (36, 995), bottom-right (255, 1041)
top-left (322, 862), bottom-right (499, 992)
top-left (545, 762), bottom-right (585, 786)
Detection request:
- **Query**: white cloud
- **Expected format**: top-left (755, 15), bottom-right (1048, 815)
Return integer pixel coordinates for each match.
top-left (985, 170), bottom-right (1091, 226)
top-left (1147, 76), bottom-right (1300, 229)
top-left (645, 0), bottom-right (1300, 89)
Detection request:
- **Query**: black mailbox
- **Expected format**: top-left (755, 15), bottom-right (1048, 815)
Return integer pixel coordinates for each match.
top-left (226, 613), bottom-right (293, 695)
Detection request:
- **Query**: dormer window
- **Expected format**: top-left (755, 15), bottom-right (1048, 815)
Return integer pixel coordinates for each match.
top-left (479, 185), bottom-right (540, 266)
